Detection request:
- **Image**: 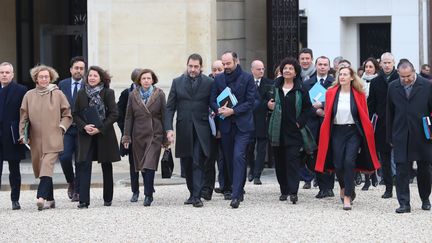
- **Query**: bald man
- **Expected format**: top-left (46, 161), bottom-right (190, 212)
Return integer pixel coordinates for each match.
top-left (247, 60), bottom-right (274, 185)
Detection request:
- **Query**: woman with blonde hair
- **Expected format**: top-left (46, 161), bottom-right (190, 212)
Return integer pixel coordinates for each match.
top-left (315, 66), bottom-right (380, 210)
top-left (19, 65), bottom-right (72, 210)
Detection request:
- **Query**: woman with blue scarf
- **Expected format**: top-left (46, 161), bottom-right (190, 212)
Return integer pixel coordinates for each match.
top-left (73, 66), bottom-right (120, 209)
top-left (122, 69), bottom-right (167, 206)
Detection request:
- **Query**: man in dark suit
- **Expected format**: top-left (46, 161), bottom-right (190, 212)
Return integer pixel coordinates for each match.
top-left (117, 68), bottom-right (140, 202)
top-left (387, 59), bottom-right (432, 213)
top-left (210, 51), bottom-right (256, 208)
top-left (58, 56), bottom-right (86, 201)
top-left (0, 62), bottom-right (27, 210)
top-left (165, 53), bottom-right (214, 207)
top-left (303, 56), bottom-right (335, 198)
top-left (247, 60), bottom-right (273, 185)
top-left (368, 52), bottom-right (399, 199)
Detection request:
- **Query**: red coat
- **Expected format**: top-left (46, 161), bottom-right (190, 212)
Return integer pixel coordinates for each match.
top-left (315, 86), bottom-right (381, 173)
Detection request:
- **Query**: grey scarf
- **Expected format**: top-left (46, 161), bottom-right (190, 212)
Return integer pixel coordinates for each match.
top-left (301, 66), bottom-right (316, 81)
top-left (85, 83), bottom-right (106, 121)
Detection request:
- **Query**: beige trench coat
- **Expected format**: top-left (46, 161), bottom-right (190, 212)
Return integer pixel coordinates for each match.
top-left (122, 87), bottom-right (166, 171)
top-left (19, 87), bottom-right (72, 178)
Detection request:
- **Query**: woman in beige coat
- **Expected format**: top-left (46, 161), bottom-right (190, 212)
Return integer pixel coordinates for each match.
top-left (19, 65), bottom-right (72, 210)
top-left (122, 69), bottom-right (167, 206)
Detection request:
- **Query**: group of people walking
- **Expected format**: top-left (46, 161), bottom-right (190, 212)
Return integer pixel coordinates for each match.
top-left (0, 48), bottom-right (431, 213)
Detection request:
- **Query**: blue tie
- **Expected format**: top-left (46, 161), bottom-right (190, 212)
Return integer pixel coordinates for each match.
top-left (72, 81), bottom-right (79, 103)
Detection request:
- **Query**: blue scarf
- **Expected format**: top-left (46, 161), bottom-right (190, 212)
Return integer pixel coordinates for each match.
top-left (225, 65), bottom-right (243, 86)
top-left (140, 85), bottom-right (154, 104)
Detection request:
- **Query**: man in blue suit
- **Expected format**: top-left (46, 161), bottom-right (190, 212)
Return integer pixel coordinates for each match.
top-left (0, 62), bottom-right (27, 210)
top-left (58, 56), bottom-right (86, 201)
top-left (210, 51), bottom-right (256, 208)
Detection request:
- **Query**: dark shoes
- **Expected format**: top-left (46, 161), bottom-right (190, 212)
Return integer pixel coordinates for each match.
top-left (104, 201), bottom-right (112, 207)
top-left (422, 200), bottom-right (431, 210)
top-left (12, 201), bottom-right (21, 210)
top-left (71, 193), bottom-right (80, 202)
top-left (316, 189), bottom-right (335, 199)
top-left (223, 192), bottom-right (232, 200)
top-left (302, 182), bottom-right (311, 189)
top-left (371, 173), bottom-right (378, 187)
top-left (77, 202), bottom-right (89, 209)
top-left (315, 190), bottom-right (326, 199)
top-left (327, 190), bottom-right (335, 197)
top-left (201, 191), bottom-right (212, 201)
top-left (253, 178), bottom-right (262, 185)
top-left (184, 196), bottom-right (194, 205)
top-left (355, 173), bottom-right (363, 186)
top-left (130, 192), bottom-right (139, 202)
top-left (214, 188), bottom-right (223, 194)
top-left (193, 198), bottom-right (204, 208)
top-left (395, 205), bottom-right (411, 213)
top-left (290, 194), bottom-right (298, 204)
top-left (247, 173), bottom-right (254, 182)
top-left (143, 196), bottom-right (153, 207)
top-left (381, 191), bottom-right (393, 199)
top-left (67, 182), bottom-right (74, 199)
top-left (230, 199), bottom-right (240, 208)
top-left (279, 194), bottom-right (288, 201)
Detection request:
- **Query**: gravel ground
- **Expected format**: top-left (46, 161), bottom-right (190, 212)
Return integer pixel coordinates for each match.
top-left (0, 179), bottom-right (431, 242)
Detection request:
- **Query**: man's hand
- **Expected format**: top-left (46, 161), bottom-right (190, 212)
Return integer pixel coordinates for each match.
top-left (312, 100), bottom-right (323, 109)
top-left (218, 101), bottom-right (234, 117)
top-left (316, 108), bottom-right (325, 117)
top-left (123, 142), bottom-right (130, 149)
top-left (167, 130), bottom-right (175, 144)
top-left (267, 99), bottom-right (275, 110)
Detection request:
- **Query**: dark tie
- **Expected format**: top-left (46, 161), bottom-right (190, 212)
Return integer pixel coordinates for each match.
top-left (319, 78), bottom-right (325, 86)
top-left (255, 80), bottom-right (260, 87)
top-left (72, 81), bottom-right (79, 103)
top-left (404, 85), bottom-right (412, 99)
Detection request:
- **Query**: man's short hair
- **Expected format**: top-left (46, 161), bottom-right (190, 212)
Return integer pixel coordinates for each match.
top-left (299, 48), bottom-right (313, 58)
top-left (0, 62), bottom-right (14, 72)
top-left (187, 53), bottom-right (203, 66)
top-left (315, 56), bottom-right (330, 65)
top-left (69, 56), bottom-right (86, 68)
top-left (421, 64), bottom-right (430, 69)
top-left (222, 51), bottom-right (238, 61)
top-left (397, 59), bottom-right (414, 70)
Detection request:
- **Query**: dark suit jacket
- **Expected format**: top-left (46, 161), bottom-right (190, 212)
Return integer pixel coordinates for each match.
top-left (303, 75), bottom-right (334, 140)
top-left (165, 73), bottom-right (214, 158)
top-left (210, 67), bottom-right (256, 134)
top-left (0, 82), bottom-right (27, 160)
top-left (73, 88), bottom-right (120, 163)
top-left (58, 78), bottom-right (83, 112)
top-left (367, 70), bottom-right (399, 152)
top-left (386, 75), bottom-right (432, 162)
top-left (253, 77), bottom-right (274, 138)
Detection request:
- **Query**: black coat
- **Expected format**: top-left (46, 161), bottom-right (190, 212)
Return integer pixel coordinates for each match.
top-left (303, 75), bottom-right (334, 140)
top-left (165, 73), bottom-right (214, 158)
top-left (0, 82), bottom-right (27, 160)
top-left (367, 70), bottom-right (399, 152)
top-left (73, 88), bottom-right (121, 163)
top-left (117, 84), bottom-right (135, 156)
top-left (253, 77), bottom-right (274, 138)
top-left (386, 75), bottom-right (432, 162)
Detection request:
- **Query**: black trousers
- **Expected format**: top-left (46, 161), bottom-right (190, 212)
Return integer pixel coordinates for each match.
top-left (395, 160), bottom-right (431, 207)
top-left (247, 137), bottom-right (267, 179)
top-left (332, 125), bottom-right (361, 198)
top-left (202, 137), bottom-right (218, 196)
top-left (143, 169), bottom-right (155, 196)
top-left (274, 145), bottom-right (301, 195)
top-left (37, 176), bottom-right (54, 201)
top-left (379, 151), bottom-right (393, 192)
top-left (0, 159), bottom-right (21, 201)
top-left (316, 172), bottom-right (335, 191)
top-left (128, 146), bottom-right (139, 194)
top-left (183, 128), bottom-right (206, 200)
top-left (77, 140), bottom-right (113, 204)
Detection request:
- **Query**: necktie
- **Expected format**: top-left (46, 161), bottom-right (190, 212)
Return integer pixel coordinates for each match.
top-left (255, 80), bottom-right (260, 87)
top-left (404, 85), bottom-right (412, 99)
top-left (319, 78), bottom-right (324, 85)
top-left (72, 81), bottom-right (79, 102)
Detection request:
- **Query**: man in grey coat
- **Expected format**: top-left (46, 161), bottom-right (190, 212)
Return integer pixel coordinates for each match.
top-left (165, 53), bottom-right (214, 207)
top-left (387, 59), bottom-right (432, 213)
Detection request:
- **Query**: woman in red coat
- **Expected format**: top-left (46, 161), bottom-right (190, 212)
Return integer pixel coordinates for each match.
top-left (315, 66), bottom-right (380, 210)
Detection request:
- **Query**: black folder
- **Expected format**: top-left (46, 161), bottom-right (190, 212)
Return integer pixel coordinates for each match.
top-left (81, 106), bottom-right (103, 128)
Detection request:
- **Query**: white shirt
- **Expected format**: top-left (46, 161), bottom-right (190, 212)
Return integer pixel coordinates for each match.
top-left (334, 92), bottom-right (355, 124)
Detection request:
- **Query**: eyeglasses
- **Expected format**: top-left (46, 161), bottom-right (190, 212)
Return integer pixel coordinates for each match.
top-left (37, 75), bottom-right (50, 80)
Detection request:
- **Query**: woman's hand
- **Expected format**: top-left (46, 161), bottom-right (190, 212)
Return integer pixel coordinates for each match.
top-left (123, 142), bottom-right (129, 149)
top-left (267, 99), bottom-right (275, 110)
top-left (84, 124), bottom-right (100, 136)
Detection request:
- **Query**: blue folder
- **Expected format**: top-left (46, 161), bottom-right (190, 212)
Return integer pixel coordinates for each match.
top-left (422, 116), bottom-right (431, 140)
top-left (217, 87), bottom-right (238, 108)
top-left (308, 82), bottom-right (327, 103)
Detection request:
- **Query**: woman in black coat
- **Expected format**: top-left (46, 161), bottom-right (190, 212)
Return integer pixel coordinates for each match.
top-left (73, 66), bottom-right (120, 208)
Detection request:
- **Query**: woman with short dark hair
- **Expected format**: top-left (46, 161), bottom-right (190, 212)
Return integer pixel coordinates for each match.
top-left (267, 57), bottom-right (313, 204)
top-left (74, 66), bottom-right (120, 208)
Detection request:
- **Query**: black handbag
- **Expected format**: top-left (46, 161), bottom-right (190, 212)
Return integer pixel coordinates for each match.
top-left (161, 148), bottom-right (174, 178)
